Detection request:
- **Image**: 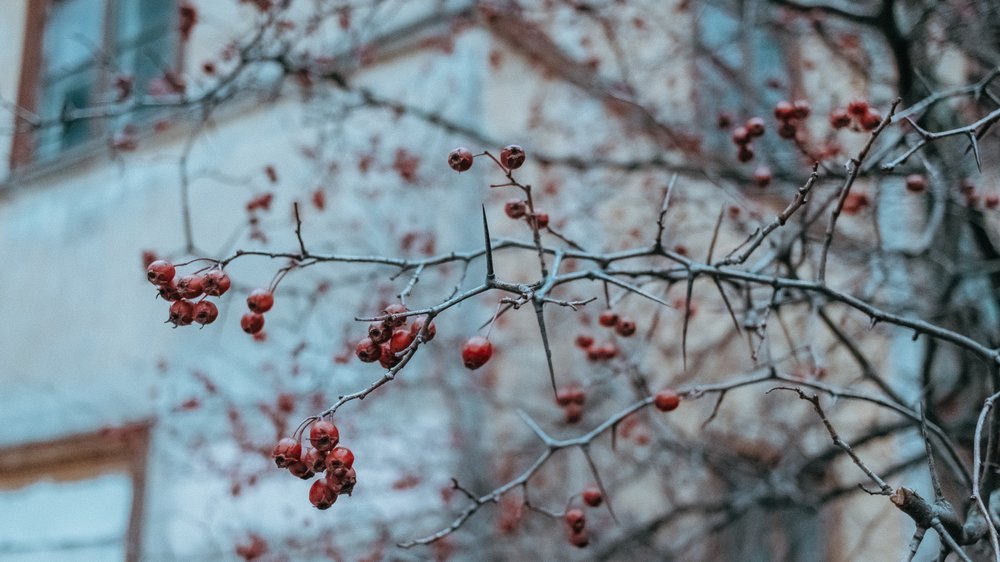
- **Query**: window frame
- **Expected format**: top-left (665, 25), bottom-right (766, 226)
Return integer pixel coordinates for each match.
top-left (0, 422), bottom-right (151, 562)
top-left (10, 0), bottom-right (182, 173)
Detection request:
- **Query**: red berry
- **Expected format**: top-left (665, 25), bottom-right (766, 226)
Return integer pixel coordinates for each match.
top-left (847, 98), bottom-right (869, 117)
top-left (303, 448), bottom-right (327, 473)
top-left (288, 461), bottom-right (314, 480)
top-left (745, 117), bottom-right (765, 137)
top-left (598, 343), bottom-right (618, 360)
top-left (564, 508), bottom-right (586, 533)
top-left (202, 269), bottom-right (231, 296)
top-left (240, 313), bottom-right (264, 334)
top-left (147, 260), bottom-right (176, 285)
top-left (654, 388), bottom-right (681, 412)
top-left (193, 300), bottom-right (219, 325)
top-left (247, 289), bottom-right (274, 313)
top-left (504, 199), bottom-right (527, 219)
top-left (569, 530), bottom-right (590, 548)
top-left (773, 100), bottom-right (795, 121)
top-left (753, 165), bottom-right (772, 188)
top-left (777, 122), bottom-right (796, 139)
top-left (829, 109), bottom-right (851, 129)
top-left (168, 300), bottom-right (195, 326)
top-left (860, 109), bottom-right (881, 131)
top-left (564, 403), bottom-right (584, 424)
top-left (326, 446), bottom-right (355, 470)
top-left (792, 100), bottom-right (811, 119)
top-left (327, 466), bottom-right (357, 495)
top-left (309, 420), bottom-right (340, 452)
top-left (737, 145), bottom-right (755, 162)
top-left (389, 328), bottom-right (415, 353)
top-left (355, 337), bottom-right (381, 363)
top-left (586, 347), bottom-right (602, 362)
top-left (309, 479), bottom-right (338, 510)
top-left (461, 336), bottom-right (493, 370)
top-left (986, 194), bottom-right (999, 209)
top-left (556, 386), bottom-right (585, 407)
top-left (158, 282), bottom-right (181, 302)
top-left (575, 334), bottom-right (594, 349)
top-left (448, 147), bottom-right (474, 172)
top-left (528, 212), bottom-right (549, 229)
top-left (271, 437), bottom-right (301, 468)
top-left (500, 144), bottom-right (526, 169)
top-left (582, 487), bottom-right (602, 507)
top-left (410, 318), bottom-right (437, 341)
top-left (368, 321), bottom-right (391, 344)
top-left (176, 275), bottom-right (205, 299)
top-left (842, 192), bottom-right (870, 214)
top-left (598, 310), bottom-right (618, 327)
top-left (614, 317), bottom-right (636, 337)
top-left (382, 303), bottom-right (408, 327)
top-left (379, 343), bottom-right (401, 369)
top-left (905, 174), bottom-right (926, 193)
top-left (716, 112), bottom-right (733, 129)
top-left (731, 126), bottom-right (750, 145)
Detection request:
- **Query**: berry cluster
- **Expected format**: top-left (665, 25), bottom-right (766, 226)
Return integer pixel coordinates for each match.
top-left (354, 304), bottom-right (436, 369)
top-left (829, 98), bottom-right (881, 132)
top-left (240, 289), bottom-right (274, 336)
top-left (573, 309), bottom-right (637, 364)
top-left (560, 485), bottom-right (605, 548)
top-left (730, 116), bottom-right (767, 162)
top-left (146, 259), bottom-right (230, 327)
top-left (773, 99), bottom-right (811, 139)
top-left (447, 144), bottom-right (526, 173)
top-left (555, 386), bottom-right (586, 423)
top-left (504, 198), bottom-right (549, 229)
top-left (272, 420), bottom-right (357, 510)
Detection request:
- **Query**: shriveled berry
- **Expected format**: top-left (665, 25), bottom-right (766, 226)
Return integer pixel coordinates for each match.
top-left (368, 322), bottom-right (391, 344)
top-left (829, 109), bottom-right (851, 129)
top-left (379, 343), bottom-right (401, 369)
top-left (777, 122), bottom-right (796, 139)
top-left (389, 328), bottom-right (415, 353)
top-left (303, 448), bottom-right (327, 473)
top-left (565, 508), bottom-right (586, 533)
top-left (615, 317), bottom-right (636, 337)
top-left (410, 318), bottom-right (437, 341)
top-left (773, 100), bottom-right (795, 121)
top-left (158, 282), bottom-right (181, 301)
top-left (328, 466), bottom-right (357, 495)
top-left (193, 300), bottom-right (219, 325)
top-left (247, 289), bottom-right (274, 313)
top-left (147, 260), bottom-right (176, 285)
top-left (309, 420), bottom-right (340, 452)
top-left (461, 336), bottom-right (493, 370)
top-left (505, 199), bottom-right (527, 219)
top-left (168, 300), bottom-right (195, 326)
top-left (500, 144), bottom-right (526, 169)
top-left (598, 310), bottom-right (618, 327)
top-left (240, 313), bottom-right (264, 334)
top-left (905, 174), bottom-right (926, 193)
top-left (288, 461), bottom-right (314, 480)
top-left (272, 437), bottom-right (301, 468)
top-left (575, 334), bottom-right (594, 349)
top-left (202, 269), bottom-right (231, 296)
top-left (582, 487), bottom-right (602, 507)
top-left (654, 388), bottom-right (681, 412)
top-left (326, 446), bottom-right (355, 470)
top-left (528, 212), bottom-right (549, 229)
top-left (448, 147), bottom-right (474, 172)
top-left (745, 117), bottom-right (765, 137)
top-left (309, 479), bottom-right (338, 510)
top-left (355, 337), bottom-right (381, 363)
top-left (176, 275), bottom-right (204, 299)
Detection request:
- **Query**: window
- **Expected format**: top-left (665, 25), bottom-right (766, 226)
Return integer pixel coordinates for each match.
top-left (12, 0), bottom-right (178, 167)
top-left (0, 423), bottom-right (150, 561)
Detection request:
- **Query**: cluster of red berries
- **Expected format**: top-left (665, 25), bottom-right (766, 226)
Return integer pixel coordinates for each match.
top-left (240, 289), bottom-right (274, 336)
top-left (573, 309), bottom-right (637, 364)
top-left (447, 144), bottom-right (526, 173)
top-left (146, 259), bottom-right (230, 327)
top-left (461, 335), bottom-right (493, 370)
top-left (555, 386), bottom-right (586, 423)
top-left (773, 99), bottom-right (811, 139)
top-left (730, 116), bottom-right (766, 162)
top-left (245, 192), bottom-right (274, 242)
top-left (354, 304), bottom-right (436, 369)
top-left (561, 485), bottom-right (605, 548)
top-left (272, 420), bottom-right (357, 510)
top-left (503, 199), bottom-right (549, 230)
top-left (829, 98), bottom-right (881, 132)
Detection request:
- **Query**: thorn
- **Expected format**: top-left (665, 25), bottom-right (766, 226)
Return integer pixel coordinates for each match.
top-left (482, 205), bottom-right (495, 281)
top-left (533, 300), bottom-right (558, 396)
